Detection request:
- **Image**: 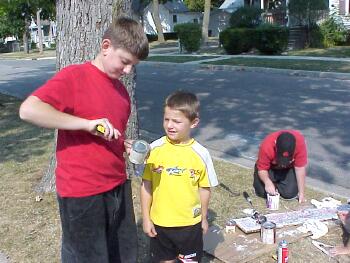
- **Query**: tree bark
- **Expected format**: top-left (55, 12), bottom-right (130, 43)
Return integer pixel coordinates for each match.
top-left (23, 17), bottom-right (30, 54)
top-left (202, 0), bottom-right (211, 44)
top-left (36, 8), bottom-right (44, 54)
top-left (152, 0), bottom-right (165, 42)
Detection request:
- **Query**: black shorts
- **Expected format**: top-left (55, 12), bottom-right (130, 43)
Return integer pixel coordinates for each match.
top-left (150, 222), bottom-right (203, 262)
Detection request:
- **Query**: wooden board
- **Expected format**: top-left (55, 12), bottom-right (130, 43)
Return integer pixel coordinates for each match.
top-left (203, 225), bottom-right (311, 263)
top-left (234, 207), bottom-right (337, 233)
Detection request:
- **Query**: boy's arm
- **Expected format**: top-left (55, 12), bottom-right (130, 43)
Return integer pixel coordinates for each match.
top-left (140, 179), bottom-right (157, 237)
top-left (19, 96), bottom-right (121, 140)
top-left (199, 187), bottom-right (211, 234)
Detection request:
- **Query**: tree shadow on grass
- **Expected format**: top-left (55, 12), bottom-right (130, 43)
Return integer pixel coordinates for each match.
top-left (0, 94), bottom-right (54, 165)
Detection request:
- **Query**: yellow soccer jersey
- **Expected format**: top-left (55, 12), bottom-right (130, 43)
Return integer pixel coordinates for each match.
top-left (142, 136), bottom-right (218, 227)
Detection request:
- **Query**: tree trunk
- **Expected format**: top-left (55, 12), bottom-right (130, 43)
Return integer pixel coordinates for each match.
top-left (202, 0), bottom-right (211, 44)
top-left (23, 17), bottom-right (30, 53)
top-left (36, 9), bottom-right (44, 54)
top-left (152, 0), bottom-right (165, 42)
top-left (48, 19), bottom-right (53, 45)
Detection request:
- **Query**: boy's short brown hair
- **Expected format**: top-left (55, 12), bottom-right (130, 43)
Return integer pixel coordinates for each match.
top-left (165, 91), bottom-right (200, 121)
top-left (103, 17), bottom-right (149, 60)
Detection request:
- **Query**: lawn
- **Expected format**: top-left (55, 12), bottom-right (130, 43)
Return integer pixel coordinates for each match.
top-left (287, 46), bottom-right (350, 58)
top-left (146, 55), bottom-right (219, 63)
top-left (0, 93), bottom-right (349, 262)
top-left (204, 57), bottom-right (350, 73)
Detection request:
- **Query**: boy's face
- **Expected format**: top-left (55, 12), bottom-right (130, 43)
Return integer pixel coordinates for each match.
top-left (101, 39), bottom-right (139, 79)
top-left (163, 106), bottom-right (199, 144)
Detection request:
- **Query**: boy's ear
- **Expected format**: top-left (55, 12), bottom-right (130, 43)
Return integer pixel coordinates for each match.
top-left (101, 39), bottom-right (112, 55)
top-left (191, 118), bottom-right (200, 129)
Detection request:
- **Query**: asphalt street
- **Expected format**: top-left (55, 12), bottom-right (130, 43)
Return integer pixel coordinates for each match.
top-left (135, 62), bottom-right (350, 197)
top-left (0, 58), bottom-right (349, 198)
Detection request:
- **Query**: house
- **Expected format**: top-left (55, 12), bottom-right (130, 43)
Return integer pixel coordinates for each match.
top-left (29, 19), bottom-right (57, 48)
top-left (208, 9), bottom-right (231, 37)
top-left (329, 0), bottom-right (350, 28)
top-left (219, 0), bottom-right (287, 26)
top-left (142, 0), bottom-right (202, 35)
top-left (219, 0), bottom-right (263, 13)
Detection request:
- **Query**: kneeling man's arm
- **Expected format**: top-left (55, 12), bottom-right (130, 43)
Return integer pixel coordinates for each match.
top-left (295, 166), bottom-right (306, 203)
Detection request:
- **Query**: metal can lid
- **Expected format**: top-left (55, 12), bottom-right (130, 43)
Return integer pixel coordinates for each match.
top-left (262, 221), bottom-right (276, 229)
top-left (132, 140), bottom-right (150, 153)
top-left (226, 219), bottom-right (236, 226)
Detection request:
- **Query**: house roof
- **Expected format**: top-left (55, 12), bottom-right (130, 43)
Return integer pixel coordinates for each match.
top-left (163, 0), bottom-right (189, 13)
top-left (219, 0), bottom-right (243, 11)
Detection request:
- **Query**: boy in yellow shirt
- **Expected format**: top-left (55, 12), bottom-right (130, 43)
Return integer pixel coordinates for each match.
top-left (141, 91), bottom-right (218, 262)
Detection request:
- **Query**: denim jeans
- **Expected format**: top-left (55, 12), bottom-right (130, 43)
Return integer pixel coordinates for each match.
top-left (57, 180), bottom-right (137, 263)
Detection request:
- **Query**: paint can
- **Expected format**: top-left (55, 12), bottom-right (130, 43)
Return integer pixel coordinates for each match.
top-left (129, 140), bottom-right (150, 164)
top-left (277, 240), bottom-right (288, 263)
top-left (225, 219), bottom-right (236, 234)
top-left (261, 221), bottom-right (276, 244)
top-left (267, 192), bottom-right (280, 210)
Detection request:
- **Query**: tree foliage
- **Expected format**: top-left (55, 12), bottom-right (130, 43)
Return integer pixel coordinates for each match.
top-left (288, 0), bottom-right (328, 26)
top-left (0, 0), bottom-right (55, 40)
top-left (184, 0), bottom-right (224, 11)
top-left (229, 6), bottom-right (263, 28)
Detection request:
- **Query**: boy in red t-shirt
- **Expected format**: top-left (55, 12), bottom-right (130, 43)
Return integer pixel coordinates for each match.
top-left (253, 130), bottom-right (308, 203)
top-left (19, 17), bottom-right (148, 262)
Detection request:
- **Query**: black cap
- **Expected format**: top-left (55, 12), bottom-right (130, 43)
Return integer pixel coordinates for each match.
top-left (276, 132), bottom-right (296, 167)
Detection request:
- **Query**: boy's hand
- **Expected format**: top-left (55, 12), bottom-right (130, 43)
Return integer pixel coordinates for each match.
top-left (124, 139), bottom-right (133, 155)
top-left (88, 118), bottom-right (121, 141)
top-left (202, 218), bottom-right (209, 234)
top-left (143, 219), bottom-right (157, 238)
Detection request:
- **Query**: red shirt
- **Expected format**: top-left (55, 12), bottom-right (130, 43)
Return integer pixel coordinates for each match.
top-left (257, 130), bottom-right (307, 171)
top-left (32, 62), bottom-right (130, 197)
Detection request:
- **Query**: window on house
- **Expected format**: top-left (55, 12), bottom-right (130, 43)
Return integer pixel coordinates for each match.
top-left (193, 18), bottom-right (198, 23)
top-left (173, 15), bottom-right (177, 23)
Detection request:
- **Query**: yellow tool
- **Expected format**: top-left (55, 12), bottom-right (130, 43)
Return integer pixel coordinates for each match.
top-left (96, 125), bottom-right (105, 134)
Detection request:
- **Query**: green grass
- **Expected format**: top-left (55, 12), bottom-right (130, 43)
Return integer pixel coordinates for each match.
top-left (0, 49), bottom-right (56, 59)
top-left (146, 55), bottom-right (219, 63)
top-left (204, 57), bottom-right (350, 73)
top-left (287, 46), bottom-right (350, 58)
top-left (0, 93), bottom-right (349, 262)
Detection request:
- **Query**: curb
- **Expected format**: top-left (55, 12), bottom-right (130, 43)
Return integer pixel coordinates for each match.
top-left (141, 61), bottom-right (350, 81)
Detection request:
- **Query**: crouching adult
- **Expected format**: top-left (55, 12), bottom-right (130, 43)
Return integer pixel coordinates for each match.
top-left (253, 130), bottom-right (308, 203)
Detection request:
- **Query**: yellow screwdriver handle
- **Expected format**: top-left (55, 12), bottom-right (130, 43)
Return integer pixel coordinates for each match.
top-left (96, 125), bottom-right (105, 134)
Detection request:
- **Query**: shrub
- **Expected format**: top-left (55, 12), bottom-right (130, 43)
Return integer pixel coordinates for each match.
top-left (147, 32), bottom-right (178, 42)
top-left (319, 17), bottom-right (348, 47)
top-left (146, 34), bottom-right (158, 42)
top-left (309, 24), bottom-right (324, 48)
top-left (255, 24), bottom-right (288, 55)
top-left (174, 23), bottom-right (201, 52)
top-left (164, 32), bottom-right (178, 40)
top-left (30, 41), bottom-right (37, 49)
top-left (219, 28), bottom-right (255, 54)
top-left (229, 6), bottom-right (263, 28)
